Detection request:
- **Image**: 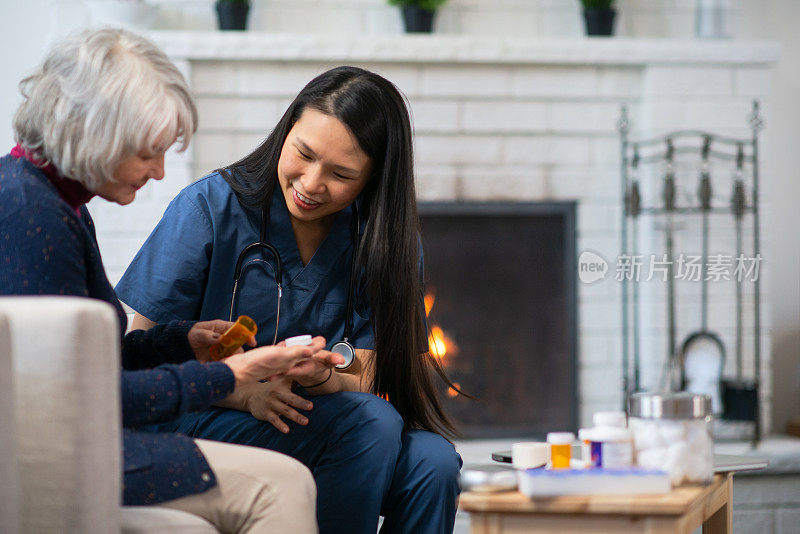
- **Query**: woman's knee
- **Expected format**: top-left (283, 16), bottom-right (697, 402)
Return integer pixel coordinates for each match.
top-left (247, 448), bottom-right (315, 493)
top-left (400, 431), bottom-right (462, 485)
top-left (322, 392), bottom-right (404, 459)
top-left (279, 458), bottom-right (316, 504)
top-left (244, 455), bottom-right (317, 533)
top-left (331, 392), bottom-right (403, 436)
top-left (196, 439), bottom-right (313, 491)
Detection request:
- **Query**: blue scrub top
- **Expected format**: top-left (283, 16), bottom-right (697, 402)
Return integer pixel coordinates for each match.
top-left (116, 172), bottom-right (374, 350)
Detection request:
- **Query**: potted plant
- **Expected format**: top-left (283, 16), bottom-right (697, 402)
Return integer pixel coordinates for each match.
top-left (215, 0), bottom-right (250, 31)
top-left (388, 0), bottom-right (448, 33)
top-left (581, 0), bottom-right (616, 36)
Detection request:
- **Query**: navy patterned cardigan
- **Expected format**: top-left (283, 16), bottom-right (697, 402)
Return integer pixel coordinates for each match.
top-left (0, 153), bottom-right (236, 505)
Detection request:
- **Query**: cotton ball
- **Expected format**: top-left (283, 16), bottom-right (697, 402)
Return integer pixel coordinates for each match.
top-left (685, 451), bottom-right (712, 483)
top-left (632, 420), bottom-right (663, 451)
top-left (658, 420), bottom-right (687, 443)
top-left (666, 463), bottom-right (685, 486)
top-left (690, 446), bottom-right (714, 483)
top-left (687, 421), bottom-right (712, 450)
top-left (666, 441), bottom-right (691, 462)
top-left (665, 441), bottom-right (691, 486)
top-left (636, 447), bottom-right (667, 470)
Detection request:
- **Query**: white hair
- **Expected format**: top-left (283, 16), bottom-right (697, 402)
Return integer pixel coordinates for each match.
top-left (13, 27), bottom-right (197, 191)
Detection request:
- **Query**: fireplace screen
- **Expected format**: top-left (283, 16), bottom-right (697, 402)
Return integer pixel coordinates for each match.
top-left (419, 202), bottom-right (578, 438)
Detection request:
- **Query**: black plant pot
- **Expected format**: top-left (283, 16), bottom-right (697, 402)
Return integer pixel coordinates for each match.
top-left (583, 8), bottom-right (616, 36)
top-left (401, 6), bottom-right (436, 33)
top-left (216, 1), bottom-right (250, 31)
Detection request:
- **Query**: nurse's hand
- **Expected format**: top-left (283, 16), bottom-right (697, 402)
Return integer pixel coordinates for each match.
top-left (223, 338), bottom-right (324, 387)
top-left (188, 319), bottom-right (257, 362)
top-left (282, 348), bottom-right (344, 387)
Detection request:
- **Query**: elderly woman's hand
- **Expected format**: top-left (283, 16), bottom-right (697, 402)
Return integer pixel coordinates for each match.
top-left (187, 319), bottom-right (256, 362)
top-left (222, 336), bottom-right (343, 387)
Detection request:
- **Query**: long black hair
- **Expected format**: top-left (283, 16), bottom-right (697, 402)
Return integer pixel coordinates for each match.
top-left (219, 66), bottom-right (459, 437)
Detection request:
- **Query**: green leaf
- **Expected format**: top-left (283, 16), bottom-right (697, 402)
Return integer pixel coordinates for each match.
top-left (388, 0), bottom-right (449, 10)
top-left (581, 0), bottom-right (615, 8)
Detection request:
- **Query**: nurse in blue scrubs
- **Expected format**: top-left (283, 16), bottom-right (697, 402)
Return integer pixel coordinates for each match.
top-left (116, 66), bottom-right (463, 534)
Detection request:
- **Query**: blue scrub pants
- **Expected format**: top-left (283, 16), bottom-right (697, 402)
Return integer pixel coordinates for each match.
top-left (155, 391), bottom-right (462, 534)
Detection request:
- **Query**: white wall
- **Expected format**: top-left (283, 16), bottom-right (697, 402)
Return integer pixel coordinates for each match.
top-left (739, 0), bottom-right (800, 434)
top-left (0, 0), bottom-right (89, 148)
top-left (0, 0), bottom-right (51, 149)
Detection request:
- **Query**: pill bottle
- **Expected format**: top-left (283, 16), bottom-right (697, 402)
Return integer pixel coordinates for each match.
top-left (578, 411), bottom-right (633, 469)
top-left (546, 432), bottom-right (574, 469)
top-left (579, 427), bottom-right (633, 469)
top-left (210, 315), bottom-right (257, 360)
top-left (627, 392), bottom-right (713, 486)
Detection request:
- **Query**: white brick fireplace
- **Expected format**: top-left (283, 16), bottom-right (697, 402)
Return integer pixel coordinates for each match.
top-left (89, 32), bottom-right (778, 431)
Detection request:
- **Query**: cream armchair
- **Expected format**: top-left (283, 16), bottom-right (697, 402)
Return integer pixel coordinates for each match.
top-left (0, 296), bottom-right (217, 533)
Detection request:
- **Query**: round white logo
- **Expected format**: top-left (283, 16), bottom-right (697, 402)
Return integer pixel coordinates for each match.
top-left (578, 251), bottom-right (608, 283)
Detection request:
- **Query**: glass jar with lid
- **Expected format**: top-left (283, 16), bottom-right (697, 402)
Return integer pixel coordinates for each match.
top-left (627, 392), bottom-right (713, 486)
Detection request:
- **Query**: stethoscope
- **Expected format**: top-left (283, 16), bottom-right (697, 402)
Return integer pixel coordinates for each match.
top-left (228, 192), bottom-right (359, 369)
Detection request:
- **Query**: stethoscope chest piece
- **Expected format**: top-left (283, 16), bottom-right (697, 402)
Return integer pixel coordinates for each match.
top-left (331, 340), bottom-right (355, 370)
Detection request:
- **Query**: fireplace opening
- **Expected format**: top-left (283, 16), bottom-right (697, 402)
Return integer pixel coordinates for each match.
top-left (419, 202), bottom-right (578, 438)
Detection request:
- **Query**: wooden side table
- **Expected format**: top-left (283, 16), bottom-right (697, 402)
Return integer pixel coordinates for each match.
top-left (459, 473), bottom-right (732, 534)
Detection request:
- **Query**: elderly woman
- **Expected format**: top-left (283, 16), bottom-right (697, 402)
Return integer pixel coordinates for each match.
top-left (0, 28), bottom-right (342, 533)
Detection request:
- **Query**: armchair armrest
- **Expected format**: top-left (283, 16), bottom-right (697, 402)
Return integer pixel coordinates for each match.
top-left (0, 296), bottom-right (121, 533)
top-left (0, 313), bottom-right (19, 534)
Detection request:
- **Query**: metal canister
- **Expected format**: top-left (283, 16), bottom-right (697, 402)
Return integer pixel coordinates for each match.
top-left (627, 393), bottom-right (713, 485)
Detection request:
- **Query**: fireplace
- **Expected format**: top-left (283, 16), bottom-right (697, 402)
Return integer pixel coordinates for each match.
top-left (419, 202), bottom-right (578, 438)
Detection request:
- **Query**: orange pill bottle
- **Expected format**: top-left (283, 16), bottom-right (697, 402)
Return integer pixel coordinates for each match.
top-left (209, 315), bottom-right (258, 360)
top-left (547, 432), bottom-right (575, 469)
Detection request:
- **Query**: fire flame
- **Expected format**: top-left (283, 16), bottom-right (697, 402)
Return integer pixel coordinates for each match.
top-left (425, 293), bottom-right (458, 364)
top-left (425, 292), bottom-right (462, 398)
top-left (429, 326), bottom-right (448, 360)
top-left (424, 294), bottom-right (435, 318)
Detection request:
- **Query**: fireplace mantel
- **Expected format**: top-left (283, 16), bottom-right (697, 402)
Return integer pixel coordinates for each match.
top-left (146, 31), bottom-right (778, 66)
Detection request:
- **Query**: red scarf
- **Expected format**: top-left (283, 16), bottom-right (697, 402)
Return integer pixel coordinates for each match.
top-left (10, 144), bottom-right (95, 214)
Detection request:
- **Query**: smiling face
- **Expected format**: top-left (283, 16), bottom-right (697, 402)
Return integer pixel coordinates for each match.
top-left (96, 141), bottom-right (172, 205)
top-left (277, 108), bottom-right (372, 230)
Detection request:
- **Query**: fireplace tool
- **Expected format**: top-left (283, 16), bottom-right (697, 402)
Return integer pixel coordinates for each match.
top-left (626, 146), bottom-right (642, 393)
top-left (679, 136), bottom-right (726, 413)
top-left (658, 139), bottom-right (680, 392)
top-left (720, 143), bottom-right (759, 426)
top-left (618, 102), bottom-right (763, 443)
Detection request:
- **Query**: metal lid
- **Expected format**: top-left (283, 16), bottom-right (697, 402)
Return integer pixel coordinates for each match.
top-left (627, 392), bottom-right (712, 419)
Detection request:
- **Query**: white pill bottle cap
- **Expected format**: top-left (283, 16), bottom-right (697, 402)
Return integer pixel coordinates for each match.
top-left (285, 334), bottom-right (313, 347)
top-left (593, 411), bottom-right (627, 428)
top-left (546, 432), bottom-right (575, 445)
